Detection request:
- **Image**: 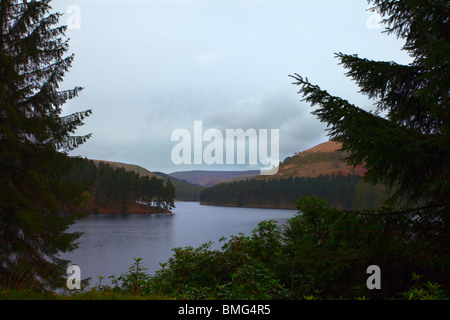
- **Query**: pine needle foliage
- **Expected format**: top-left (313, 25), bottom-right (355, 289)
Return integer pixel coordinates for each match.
top-left (0, 0), bottom-right (91, 290)
top-left (290, 0), bottom-right (449, 209)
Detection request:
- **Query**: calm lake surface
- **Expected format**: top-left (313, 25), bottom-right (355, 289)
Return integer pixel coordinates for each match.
top-left (61, 202), bottom-right (297, 287)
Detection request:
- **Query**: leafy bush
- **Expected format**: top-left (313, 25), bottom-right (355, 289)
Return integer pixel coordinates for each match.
top-left (400, 273), bottom-right (449, 300)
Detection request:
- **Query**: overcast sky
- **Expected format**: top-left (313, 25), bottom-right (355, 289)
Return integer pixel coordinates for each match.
top-left (53, 0), bottom-right (412, 174)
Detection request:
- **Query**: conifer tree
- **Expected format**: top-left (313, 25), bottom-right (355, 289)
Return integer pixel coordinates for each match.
top-left (0, 0), bottom-right (91, 290)
top-left (291, 0), bottom-right (449, 212)
top-left (164, 179), bottom-right (176, 210)
top-left (290, 0), bottom-right (449, 287)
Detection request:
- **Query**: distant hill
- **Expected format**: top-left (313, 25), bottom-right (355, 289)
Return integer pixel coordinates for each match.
top-left (168, 141), bottom-right (364, 186)
top-left (303, 140), bottom-right (342, 153)
top-left (169, 170), bottom-right (261, 187)
top-left (268, 141), bottom-right (366, 179)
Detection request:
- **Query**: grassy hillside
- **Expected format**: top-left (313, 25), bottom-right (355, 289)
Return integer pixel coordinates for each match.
top-left (168, 141), bottom-right (363, 187)
top-left (269, 141), bottom-right (366, 179)
top-left (91, 159), bottom-right (161, 179)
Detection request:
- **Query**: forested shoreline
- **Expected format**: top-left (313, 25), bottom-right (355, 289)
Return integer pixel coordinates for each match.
top-left (200, 173), bottom-right (388, 210)
top-left (63, 158), bottom-right (175, 214)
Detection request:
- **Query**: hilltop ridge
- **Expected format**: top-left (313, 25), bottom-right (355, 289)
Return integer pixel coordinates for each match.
top-left (303, 140), bottom-right (342, 153)
top-left (166, 141), bottom-right (366, 186)
top-left (91, 159), bottom-right (162, 179)
top-left (270, 141), bottom-right (366, 179)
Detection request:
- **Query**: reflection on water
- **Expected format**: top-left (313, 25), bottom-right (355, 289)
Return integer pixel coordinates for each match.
top-left (61, 202), bottom-right (297, 287)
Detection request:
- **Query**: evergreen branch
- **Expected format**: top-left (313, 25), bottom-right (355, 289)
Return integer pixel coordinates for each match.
top-left (289, 73), bottom-right (444, 204)
top-left (55, 134), bottom-right (93, 152)
top-left (59, 110), bottom-right (92, 133)
top-left (335, 52), bottom-right (444, 136)
top-left (335, 52), bottom-right (423, 105)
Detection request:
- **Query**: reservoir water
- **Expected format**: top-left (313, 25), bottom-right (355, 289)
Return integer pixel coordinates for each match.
top-left (61, 202), bottom-right (297, 287)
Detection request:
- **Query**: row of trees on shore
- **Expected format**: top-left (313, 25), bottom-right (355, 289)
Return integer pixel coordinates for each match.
top-left (200, 173), bottom-right (388, 210)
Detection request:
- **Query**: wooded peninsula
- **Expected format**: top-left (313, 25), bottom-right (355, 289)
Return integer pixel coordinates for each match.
top-left (63, 158), bottom-right (176, 214)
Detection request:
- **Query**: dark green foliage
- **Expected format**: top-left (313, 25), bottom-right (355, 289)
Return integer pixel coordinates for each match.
top-left (63, 158), bottom-right (176, 212)
top-left (288, 197), bottom-right (426, 297)
top-left (200, 173), bottom-right (387, 210)
top-left (108, 258), bottom-right (151, 296)
top-left (0, 0), bottom-right (91, 290)
top-left (290, 197), bottom-right (450, 298)
top-left (400, 273), bottom-right (449, 300)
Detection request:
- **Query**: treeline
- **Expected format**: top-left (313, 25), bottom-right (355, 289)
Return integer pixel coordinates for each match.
top-left (64, 158), bottom-right (175, 213)
top-left (200, 173), bottom-right (388, 210)
top-left (154, 171), bottom-right (203, 201)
